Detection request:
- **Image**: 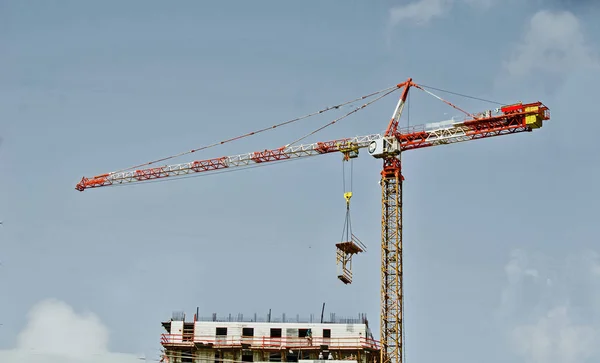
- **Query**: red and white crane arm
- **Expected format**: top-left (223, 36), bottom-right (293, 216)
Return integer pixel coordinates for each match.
top-left (398, 101), bottom-right (549, 151)
top-left (75, 101), bottom-right (549, 191)
top-left (75, 134), bottom-right (382, 191)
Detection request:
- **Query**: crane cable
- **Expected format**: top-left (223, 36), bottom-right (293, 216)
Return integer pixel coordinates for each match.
top-left (98, 85), bottom-right (397, 190)
top-left (340, 153), bottom-right (354, 244)
top-left (284, 83), bottom-right (502, 149)
top-left (285, 86), bottom-right (400, 148)
top-left (110, 85), bottom-right (400, 175)
top-left (418, 84), bottom-right (505, 105)
top-left (108, 83), bottom-right (496, 176)
top-left (103, 82), bottom-right (502, 193)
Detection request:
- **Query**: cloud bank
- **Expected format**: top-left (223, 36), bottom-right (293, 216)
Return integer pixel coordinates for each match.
top-left (499, 249), bottom-right (600, 363)
top-left (0, 299), bottom-right (144, 363)
top-left (388, 0), bottom-right (493, 26)
top-left (388, 0), bottom-right (597, 26)
top-left (502, 10), bottom-right (599, 81)
top-left (389, 0), bottom-right (451, 26)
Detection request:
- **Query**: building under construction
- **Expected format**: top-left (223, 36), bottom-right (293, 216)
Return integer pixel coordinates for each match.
top-left (160, 311), bottom-right (380, 363)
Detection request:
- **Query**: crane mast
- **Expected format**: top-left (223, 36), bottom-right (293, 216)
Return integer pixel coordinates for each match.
top-left (74, 79), bottom-right (550, 363)
top-left (380, 166), bottom-right (402, 363)
top-left (377, 79), bottom-right (412, 363)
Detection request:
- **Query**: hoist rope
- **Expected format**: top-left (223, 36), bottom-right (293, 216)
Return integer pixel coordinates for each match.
top-left (342, 160), bottom-right (346, 192)
top-left (351, 158), bottom-right (354, 193)
top-left (341, 154), bottom-right (355, 243)
top-left (341, 159), bottom-right (354, 194)
top-left (110, 85), bottom-right (400, 175)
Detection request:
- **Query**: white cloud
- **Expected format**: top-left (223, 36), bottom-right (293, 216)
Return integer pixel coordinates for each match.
top-left (502, 10), bottom-right (599, 81)
top-left (499, 249), bottom-right (600, 363)
top-left (388, 0), bottom-right (492, 26)
top-left (511, 307), bottom-right (597, 363)
top-left (0, 299), bottom-right (145, 363)
top-left (389, 0), bottom-right (452, 26)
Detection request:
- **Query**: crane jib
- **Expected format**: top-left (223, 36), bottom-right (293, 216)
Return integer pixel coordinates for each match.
top-left (75, 102), bottom-right (549, 191)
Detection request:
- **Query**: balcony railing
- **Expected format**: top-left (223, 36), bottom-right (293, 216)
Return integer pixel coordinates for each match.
top-left (161, 334), bottom-right (380, 350)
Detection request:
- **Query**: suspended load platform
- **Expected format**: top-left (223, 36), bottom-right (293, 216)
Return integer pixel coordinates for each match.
top-left (336, 233), bottom-right (367, 284)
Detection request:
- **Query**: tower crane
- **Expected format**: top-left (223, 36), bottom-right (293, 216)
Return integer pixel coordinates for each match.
top-left (74, 78), bottom-right (550, 363)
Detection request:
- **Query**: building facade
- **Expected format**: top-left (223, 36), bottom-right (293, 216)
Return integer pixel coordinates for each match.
top-left (160, 312), bottom-right (380, 363)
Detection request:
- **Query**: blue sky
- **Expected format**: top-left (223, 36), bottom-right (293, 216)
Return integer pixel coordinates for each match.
top-left (1, 1), bottom-right (600, 362)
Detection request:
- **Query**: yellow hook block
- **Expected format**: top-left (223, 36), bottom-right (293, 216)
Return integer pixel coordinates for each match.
top-left (344, 191), bottom-right (353, 205)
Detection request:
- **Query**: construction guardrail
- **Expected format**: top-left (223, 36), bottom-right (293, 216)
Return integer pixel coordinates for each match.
top-left (160, 334), bottom-right (380, 350)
